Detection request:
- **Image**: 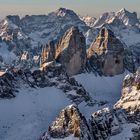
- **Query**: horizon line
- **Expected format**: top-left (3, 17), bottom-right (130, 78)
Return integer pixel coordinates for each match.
top-left (0, 7), bottom-right (140, 19)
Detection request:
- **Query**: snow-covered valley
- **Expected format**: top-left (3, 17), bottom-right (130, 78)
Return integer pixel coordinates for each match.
top-left (75, 72), bottom-right (129, 104)
top-left (0, 87), bottom-right (70, 140)
top-left (0, 71), bottom-right (131, 140)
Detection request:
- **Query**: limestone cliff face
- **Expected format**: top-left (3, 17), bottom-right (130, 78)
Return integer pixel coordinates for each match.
top-left (40, 41), bottom-right (55, 67)
top-left (90, 108), bottom-right (127, 139)
top-left (55, 26), bottom-right (86, 76)
top-left (87, 27), bottom-right (125, 76)
top-left (40, 105), bottom-right (129, 140)
top-left (115, 68), bottom-right (140, 122)
top-left (40, 105), bottom-right (92, 140)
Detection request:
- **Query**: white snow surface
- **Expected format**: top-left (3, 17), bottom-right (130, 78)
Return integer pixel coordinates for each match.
top-left (74, 72), bottom-right (129, 120)
top-left (0, 87), bottom-right (71, 140)
top-left (120, 29), bottom-right (140, 47)
top-left (110, 123), bottom-right (137, 140)
top-left (74, 72), bottom-right (129, 104)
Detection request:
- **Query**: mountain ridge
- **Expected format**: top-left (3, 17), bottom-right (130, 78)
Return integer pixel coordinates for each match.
top-left (0, 7), bottom-right (140, 140)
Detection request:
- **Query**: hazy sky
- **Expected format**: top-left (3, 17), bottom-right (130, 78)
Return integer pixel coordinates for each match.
top-left (0, 0), bottom-right (140, 18)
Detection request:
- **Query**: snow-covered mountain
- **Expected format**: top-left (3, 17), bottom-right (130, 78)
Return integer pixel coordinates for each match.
top-left (39, 69), bottom-right (140, 140)
top-left (79, 15), bottom-right (96, 27)
top-left (82, 8), bottom-right (140, 48)
top-left (0, 7), bottom-right (140, 140)
top-left (91, 8), bottom-right (139, 28)
top-left (0, 8), bottom-right (98, 67)
top-left (82, 8), bottom-right (140, 72)
top-left (115, 68), bottom-right (140, 120)
top-left (0, 8), bottom-right (139, 68)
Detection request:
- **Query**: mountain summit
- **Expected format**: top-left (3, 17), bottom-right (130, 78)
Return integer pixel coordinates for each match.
top-left (53, 7), bottom-right (79, 18)
top-left (56, 26), bottom-right (86, 76)
top-left (87, 27), bottom-right (125, 76)
top-left (116, 8), bottom-right (139, 26)
top-left (87, 8), bottom-right (139, 27)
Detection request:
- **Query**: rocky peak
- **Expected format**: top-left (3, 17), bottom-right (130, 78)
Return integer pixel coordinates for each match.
top-left (116, 8), bottom-right (139, 26)
top-left (40, 105), bottom-right (132, 140)
top-left (0, 15), bottom-right (21, 31)
top-left (0, 8), bottom-right (91, 68)
top-left (92, 8), bottom-right (139, 28)
top-left (0, 15), bottom-right (26, 42)
top-left (87, 27), bottom-right (125, 76)
top-left (93, 12), bottom-right (115, 27)
top-left (40, 105), bottom-right (92, 140)
top-left (56, 26), bottom-right (86, 76)
top-left (89, 107), bottom-right (128, 139)
top-left (5, 15), bottom-right (21, 26)
top-left (87, 27), bottom-right (124, 57)
top-left (119, 8), bottom-right (128, 13)
top-left (54, 8), bottom-right (78, 18)
top-left (80, 15), bottom-right (96, 27)
top-left (118, 8), bottom-right (136, 16)
top-left (115, 68), bottom-right (140, 122)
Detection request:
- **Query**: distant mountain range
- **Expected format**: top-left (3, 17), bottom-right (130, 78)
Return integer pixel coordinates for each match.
top-left (0, 8), bottom-right (139, 67)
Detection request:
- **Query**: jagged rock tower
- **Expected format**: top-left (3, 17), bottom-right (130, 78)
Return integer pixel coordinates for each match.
top-left (55, 26), bottom-right (87, 76)
top-left (87, 27), bottom-right (125, 76)
top-left (40, 105), bottom-right (93, 140)
top-left (40, 41), bottom-right (55, 70)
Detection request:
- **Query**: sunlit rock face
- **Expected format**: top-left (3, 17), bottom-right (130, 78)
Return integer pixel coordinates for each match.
top-left (115, 68), bottom-right (140, 122)
top-left (40, 41), bottom-right (55, 67)
top-left (40, 105), bottom-right (92, 140)
top-left (56, 26), bottom-right (87, 76)
top-left (87, 27), bottom-right (125, 76)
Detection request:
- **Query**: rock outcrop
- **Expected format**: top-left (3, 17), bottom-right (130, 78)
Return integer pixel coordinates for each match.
top-left (115, 68), bottom-right (140, 122)
top-left (55, 26), bottom-right (87, 76)
top-left (40, 41), bottom-right (55, 69)
top-left (89, 108), bottom-right (127, 139)
top-left (39, 105), bottom-right (130, 140)
top-left (0, 71), bottom-right (17, 98)
top-left (0, 64), bottom-right (93, 106)
top-left (0, 8), bottom-right (93, 68)
top-left (87, 27), bottom-right (125, 76)
top-left (40, 105), bottom-right (92, 140)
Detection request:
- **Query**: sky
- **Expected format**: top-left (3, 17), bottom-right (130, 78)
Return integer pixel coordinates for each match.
top-left (0, 0), bottom-right (140, 18)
